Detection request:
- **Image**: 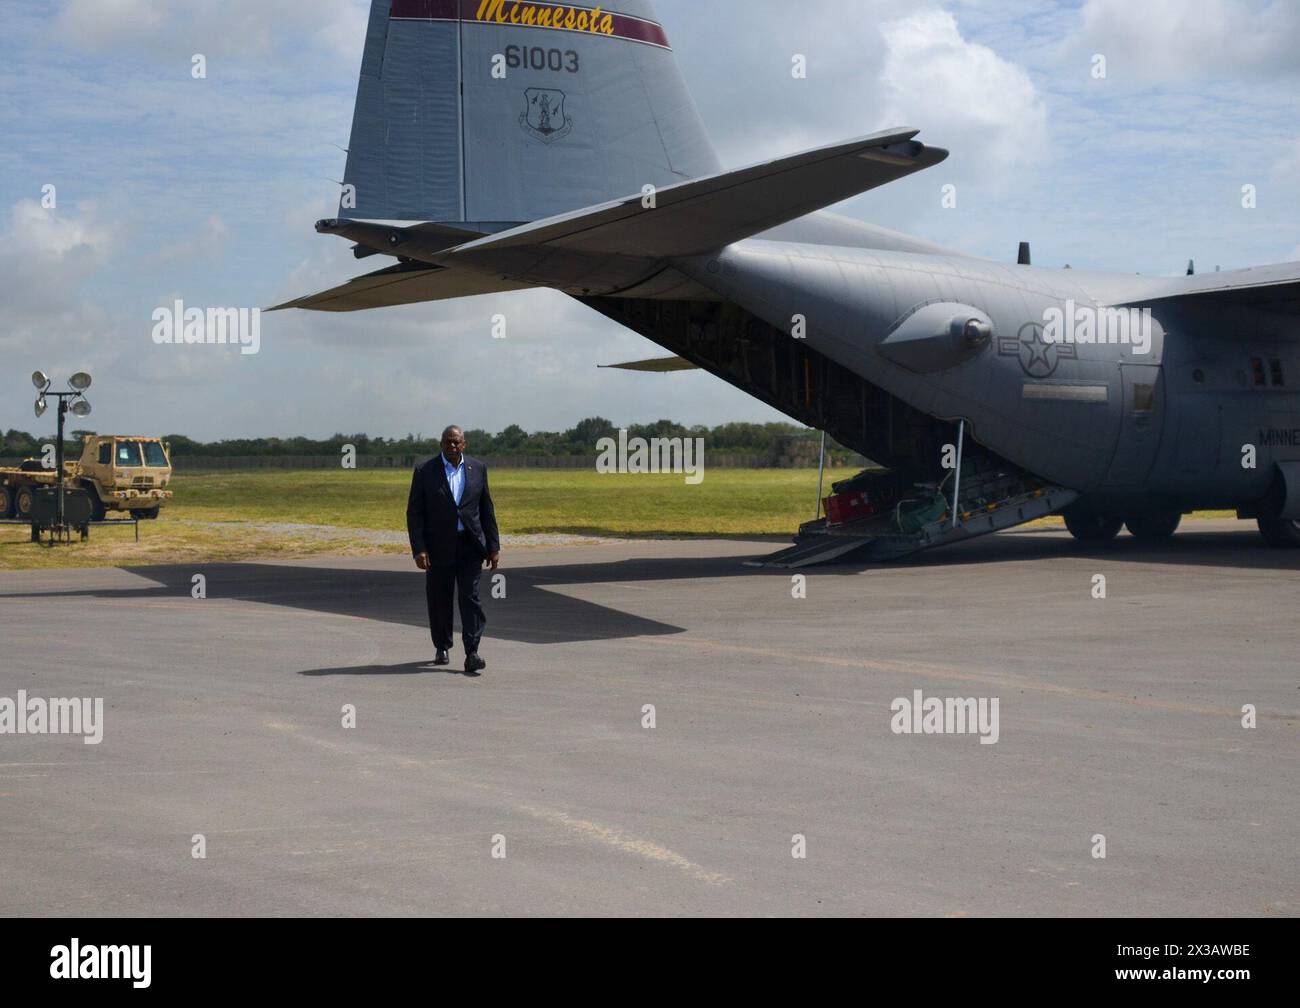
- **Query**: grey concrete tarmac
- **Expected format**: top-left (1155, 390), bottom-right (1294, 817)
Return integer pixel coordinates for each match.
top-left (0, 519), bottom-right (1295, 916)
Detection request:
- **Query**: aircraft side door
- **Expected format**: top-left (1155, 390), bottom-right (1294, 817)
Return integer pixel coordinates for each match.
top-left (1103, 364), bottom-right (1165, 487)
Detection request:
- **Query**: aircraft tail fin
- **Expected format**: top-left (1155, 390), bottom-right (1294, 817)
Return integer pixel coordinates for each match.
top-left (341, 0), bottom-right (720, 228)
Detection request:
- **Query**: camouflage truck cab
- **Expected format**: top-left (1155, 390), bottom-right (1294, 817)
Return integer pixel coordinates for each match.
top-left (76, 436), bottom-right (173, 519)
top-left (0, 435), bottom-right (174, 520)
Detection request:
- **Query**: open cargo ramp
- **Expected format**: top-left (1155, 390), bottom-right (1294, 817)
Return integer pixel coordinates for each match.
top-left (747, 485), bottom-right (1078, 569)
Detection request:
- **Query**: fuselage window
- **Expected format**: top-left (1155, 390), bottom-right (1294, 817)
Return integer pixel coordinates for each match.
top-left (1251, 357), bottom-right (1267, 386)
top-left (1132, 383), bottom-right (1155, 412)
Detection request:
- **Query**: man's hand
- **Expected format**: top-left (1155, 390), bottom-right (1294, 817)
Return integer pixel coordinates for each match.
top-left (414, 552), bottom-right (431, 571)
top-left (486, 552), bottom-right (500, 570)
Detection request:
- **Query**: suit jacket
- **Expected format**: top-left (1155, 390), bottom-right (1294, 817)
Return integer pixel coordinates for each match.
top-left (406, 454), bottom-right (500, 566)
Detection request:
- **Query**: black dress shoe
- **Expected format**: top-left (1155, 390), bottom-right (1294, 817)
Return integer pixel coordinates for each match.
top-left (464, 652), bottom-right (486, 674)
top-left (433, 649), bottom-right (450, 666)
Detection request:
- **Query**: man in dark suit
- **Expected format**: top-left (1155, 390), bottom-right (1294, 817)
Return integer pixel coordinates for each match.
top-left (406, 425), bottom-right (500, 674)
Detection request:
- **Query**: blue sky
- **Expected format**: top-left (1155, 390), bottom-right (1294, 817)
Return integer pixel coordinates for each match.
top-left (2, 0), bottom-right (1298, 440)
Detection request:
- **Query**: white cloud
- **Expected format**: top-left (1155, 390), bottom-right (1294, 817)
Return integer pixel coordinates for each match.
top-left (879, 9), bottom-right (1048, 179)
top-left (55, 0), bottom-right (167, 49)
top-left (7, 198), bottom-right (108, 259)
top-left (0, 200), bottom-right (112, 321)
top-left (1271, 137), bottom-right (1300, 179)
top-left (152, 213), bottom-right (229, 265)
top-left (314, 0), bottom-right (371, 65)
top-left (0, 201), bottom-right (125, 407)
top-left (1072, 0), bottom-right (1300, 81)
top-left (55, 0), bottom-right (368, 66)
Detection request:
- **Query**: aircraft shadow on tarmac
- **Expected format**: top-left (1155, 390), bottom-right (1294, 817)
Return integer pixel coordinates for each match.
top-left (5, 553), bottom-right (832, 646)
top-left (901, 524), bottom-right (1300, 572)
top-left (2, 528), bottom-right (1292, 652)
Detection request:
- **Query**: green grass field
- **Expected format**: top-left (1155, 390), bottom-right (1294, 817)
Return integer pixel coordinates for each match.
top-left (0, 468), bottom-right (841, 570)
top-left (172, 468), bottom-right (830, 535)
top-left (0, 468), bottom-right (1235, 571)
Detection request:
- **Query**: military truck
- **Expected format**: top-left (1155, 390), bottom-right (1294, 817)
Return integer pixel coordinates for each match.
top-left (0, 435), bottom-right (173, 520)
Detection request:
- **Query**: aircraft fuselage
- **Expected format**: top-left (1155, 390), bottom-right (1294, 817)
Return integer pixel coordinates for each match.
top-left (673, 239), bottom-right (1300, 515)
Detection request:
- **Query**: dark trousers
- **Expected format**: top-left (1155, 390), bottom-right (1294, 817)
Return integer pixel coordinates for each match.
top-left (425, 530), bottom-right (486, 652)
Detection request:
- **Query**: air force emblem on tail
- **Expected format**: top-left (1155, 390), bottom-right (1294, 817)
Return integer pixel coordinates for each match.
top-left (520, 88), bottom-right (572, 143)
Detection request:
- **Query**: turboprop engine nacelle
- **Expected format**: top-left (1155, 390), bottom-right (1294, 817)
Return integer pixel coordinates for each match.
top-left (877, 302), bottom-right (994, 374)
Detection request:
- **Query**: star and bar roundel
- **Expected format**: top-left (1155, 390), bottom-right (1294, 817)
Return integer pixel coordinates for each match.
top-left (389, 0), bottom-right (672, 50)
top-left (999, 321), bottom-right (1078, 379)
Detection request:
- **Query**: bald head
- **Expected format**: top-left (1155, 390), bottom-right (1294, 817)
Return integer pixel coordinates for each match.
top-left (440, 425), bottom-right (466, 465)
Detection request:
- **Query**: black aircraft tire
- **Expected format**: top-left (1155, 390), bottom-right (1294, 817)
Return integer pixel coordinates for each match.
top-left (1125, 511), bottom-right (1182, 542)
top-left (1062, 502), bottom-right (1124, 542)
top-left (1257, 515), bottom-right (1300, 548)
top-left (0, 485), bottom-right (14, 519)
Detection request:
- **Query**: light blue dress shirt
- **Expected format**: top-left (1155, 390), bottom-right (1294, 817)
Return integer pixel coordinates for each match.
top-left (442, 452), bottom-right (465, 531)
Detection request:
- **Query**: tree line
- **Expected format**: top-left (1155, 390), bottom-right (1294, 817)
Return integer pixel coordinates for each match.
top-left (3, 419), bottom-right (859, 462)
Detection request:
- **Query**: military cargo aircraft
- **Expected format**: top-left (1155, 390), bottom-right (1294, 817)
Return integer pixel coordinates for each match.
top-left (277, 0), bottom-right (1300, 566)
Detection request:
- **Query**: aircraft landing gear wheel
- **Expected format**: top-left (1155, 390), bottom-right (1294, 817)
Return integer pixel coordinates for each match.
top-left (1062, 501), bottom-right (1123, 542)
top-left (0, 485), bottom-right (14, 519)
top-left (1257, 515), bottom-right (1300, 548)
top-left (1125, 511), bottom-right (1182, 542)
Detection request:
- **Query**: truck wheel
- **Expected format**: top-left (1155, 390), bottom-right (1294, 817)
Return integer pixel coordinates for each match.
top-left (0, 485), bottom-right (14, 519)
top-left (1062, 500), bottom-right (1123, 542)
top-left (14, 486), bottom-right (36, 520)
top-left (1125, 511), bottom-right (1182, 542)
top-left (82, 483), bottom-right (106, 521)
top-left (140, 507), bottom-right (160, 520)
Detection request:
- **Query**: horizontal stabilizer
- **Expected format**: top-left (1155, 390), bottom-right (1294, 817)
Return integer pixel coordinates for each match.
top-left (438, 128), bottom-right (947, 273)
top-left (269, 262), bottom-right (534, 312)
top-left (279, 127), bottom-right (948, 310)
top-left (316, 218), bottom-right (491, 260)
top-left (598, 355), bottom-right (698, 372)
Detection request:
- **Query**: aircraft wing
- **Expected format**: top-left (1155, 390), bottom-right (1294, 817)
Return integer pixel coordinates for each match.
top-left (1116, 261), bottom-right (1300, 319)
top-left (269, 262), bottom-right (534, 312)
top-left (598, 356), bottom-right (699, 372)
